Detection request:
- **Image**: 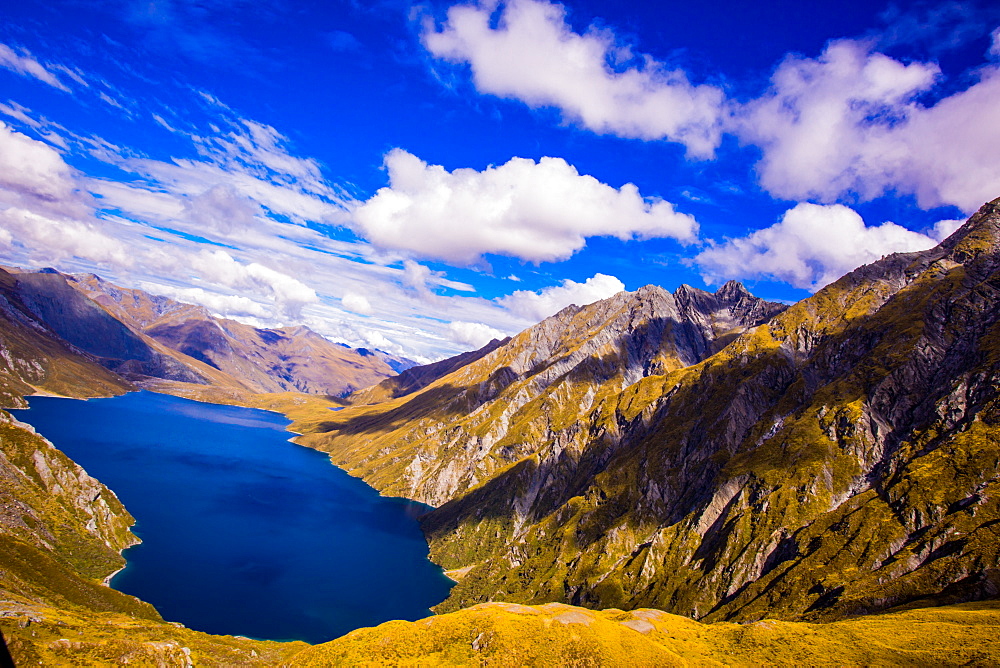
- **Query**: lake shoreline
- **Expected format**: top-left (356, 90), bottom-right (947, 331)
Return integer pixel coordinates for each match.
top-left (11, 391), bottom-right (454, 645)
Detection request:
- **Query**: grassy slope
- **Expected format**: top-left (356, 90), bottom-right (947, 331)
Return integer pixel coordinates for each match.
top-left (291, 599), bottom-right (1000, 667)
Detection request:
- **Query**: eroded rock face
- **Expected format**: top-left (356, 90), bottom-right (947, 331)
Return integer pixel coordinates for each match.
top-left (300, 281), bottom-right (785, 507)
top-left (0, 410), bottom-right (145, 601)
top-left (419, 197), bottom-right (1000, 621)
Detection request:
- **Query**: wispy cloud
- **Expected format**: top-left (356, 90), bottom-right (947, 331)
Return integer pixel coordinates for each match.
top-left (115, 0), bottom-right (267, 67)
top-left (877, 2), bottom-right (998, 54)
top-left (0, 43), bottom-right (72, 92)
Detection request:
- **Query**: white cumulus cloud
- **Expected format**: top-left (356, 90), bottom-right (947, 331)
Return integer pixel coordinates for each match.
top-left (693, 203), bottom-right (940, 291)
top-left (448, 321), bottom-right (507, 348)
top-left (341, 292), bottom-right (374, 315)
top-left (0, 122), bottom-right (87, 218)
top-left (500, 273), bottom-right (625, 321)
top-left (354, 149), bottom-right (697, 264)
top-left (929, 218), bottom-right (966, 242)
top-left (422, 0), bottom-right (724, 157)
top-left (0, 208), bottom-right (133, 268)
top-left (737, 39), bottom-right (1000, 213)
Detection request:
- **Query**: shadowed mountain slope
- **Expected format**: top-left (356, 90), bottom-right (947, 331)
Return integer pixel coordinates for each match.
top-left (0, 268), bottom-right (134, 406)
top-left (298, 282), bottom-right (785, 506)
top-left (350, 336), bottom-right (511, 405)
top-left (14, 271), bottom-right (207, 385)
top-left (413, 197), bottom-right (1000, 621)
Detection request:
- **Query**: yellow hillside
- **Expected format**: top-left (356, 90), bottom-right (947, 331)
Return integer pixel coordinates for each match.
top-left (290, 600), bottom-right (1000, 667)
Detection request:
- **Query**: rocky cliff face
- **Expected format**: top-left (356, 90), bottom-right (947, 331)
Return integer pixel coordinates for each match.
top-left (299, 282), bottom-right (785, 507)
top-left (0, 410), bottom-right (155, 615)
top-left (417, 197), bottom-right (1000, 621)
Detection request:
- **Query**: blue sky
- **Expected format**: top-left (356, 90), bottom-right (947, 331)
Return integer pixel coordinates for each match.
top-left (1, 0), bottom-right (998, 361)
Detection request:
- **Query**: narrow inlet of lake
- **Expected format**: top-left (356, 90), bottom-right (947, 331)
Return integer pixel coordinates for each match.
top-left (11, 391), bottom-right (454, 644)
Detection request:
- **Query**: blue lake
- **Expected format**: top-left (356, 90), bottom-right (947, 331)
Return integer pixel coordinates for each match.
top-left (11, 391), bottom-right (453, 644)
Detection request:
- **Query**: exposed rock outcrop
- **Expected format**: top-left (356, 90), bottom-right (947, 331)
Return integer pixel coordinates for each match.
top-left (299, 282), bottom-right (785, 506)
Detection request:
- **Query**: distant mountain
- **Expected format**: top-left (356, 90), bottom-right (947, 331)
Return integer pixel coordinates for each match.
top-left (300, 281), bottom-right (785, 505)
top-left (70, 273), bottom-right (399, 397)
top-left (0, 268), bottom-right (400, 406)
top-left (0, 267), bottom-right (135, 406)
top-left (298, 197), bottom-right (1000, 625)
top-left (349, 337), bottom-right (510, 405)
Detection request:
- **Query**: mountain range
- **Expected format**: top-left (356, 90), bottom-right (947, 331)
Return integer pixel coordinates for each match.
top-left (0, 266), bottom-right (407, 406)
top-left (3, 198), bottom-right (1000, 664)
top-left (303, 197), bottom-right (1000, 624)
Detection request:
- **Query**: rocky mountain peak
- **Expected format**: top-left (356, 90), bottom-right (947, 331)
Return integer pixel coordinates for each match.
top-left (714, 279), bottom-right (751, 302)
top-left (940, 196), bottom-right (1000, 263)
top-left (311, 278), bottom-right (787, 506)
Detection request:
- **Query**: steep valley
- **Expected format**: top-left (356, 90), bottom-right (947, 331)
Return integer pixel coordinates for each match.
top-left (3, 201), bottom-right (1000, 664)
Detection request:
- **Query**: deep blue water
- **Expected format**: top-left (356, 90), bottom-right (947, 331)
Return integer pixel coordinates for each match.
top-left (11, 391), bottom-right (453, 644)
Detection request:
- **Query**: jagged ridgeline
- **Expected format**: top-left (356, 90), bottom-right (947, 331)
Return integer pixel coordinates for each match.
top-left (302, 197), bottom-right (1000, 622)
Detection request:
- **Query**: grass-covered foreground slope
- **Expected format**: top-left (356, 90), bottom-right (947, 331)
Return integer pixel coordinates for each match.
top-left (418, 197), bottom-right (1000, 620)
top-left (9, 596), bottom-right (1000, 666)
top-left (0, 603), bottom-right (306, 666)
top-left (292, 599), bottom-right (1000, 666)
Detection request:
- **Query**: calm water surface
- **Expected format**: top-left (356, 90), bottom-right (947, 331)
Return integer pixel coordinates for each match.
top-left (12, 391), bottom-right (453, 644)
